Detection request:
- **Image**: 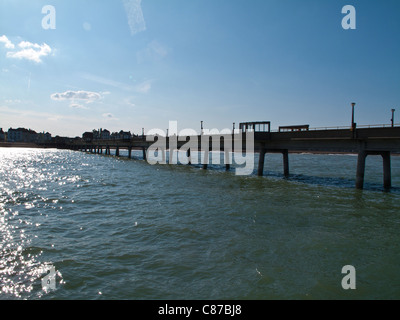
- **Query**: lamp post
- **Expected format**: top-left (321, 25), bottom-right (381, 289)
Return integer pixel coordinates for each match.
top-left (351, 102), bottom-right (356, 131)
top-left (391, 109), bottom-right (396, 127)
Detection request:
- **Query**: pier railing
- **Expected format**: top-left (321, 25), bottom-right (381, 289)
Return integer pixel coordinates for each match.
top-left (270, 123), bottom-right (399, 132)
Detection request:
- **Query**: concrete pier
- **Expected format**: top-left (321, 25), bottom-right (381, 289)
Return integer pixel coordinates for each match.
top-left (70, 126), bottom-right (400, 190)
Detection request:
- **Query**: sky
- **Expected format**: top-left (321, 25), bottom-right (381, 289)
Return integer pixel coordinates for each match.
top-left (0, 0), bottom-right (400, 137)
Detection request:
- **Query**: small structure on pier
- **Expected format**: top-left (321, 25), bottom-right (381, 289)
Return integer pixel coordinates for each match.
top-left (239, 122), bottom-right (271, 133)
top-left (278, 125), bottom-right (310, 132)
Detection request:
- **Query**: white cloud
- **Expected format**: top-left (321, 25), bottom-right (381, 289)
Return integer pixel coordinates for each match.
top-left (18, 41), bottom-right (41, 49)
top-left (123, 0), bottom-right (146, 36)
top-left (51, 90), bottom-right (102, 103)
top-left (5, 40), bottom-right (52, 63)
top-left (0, 35), bottom-right (15, 49)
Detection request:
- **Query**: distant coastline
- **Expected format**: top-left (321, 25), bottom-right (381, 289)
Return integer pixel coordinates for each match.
top-left (0, 142), bottom-right (47, 149)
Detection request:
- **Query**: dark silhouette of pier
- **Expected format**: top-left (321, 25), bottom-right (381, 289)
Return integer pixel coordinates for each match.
top-left (62, 125), bottom-right (400, 190)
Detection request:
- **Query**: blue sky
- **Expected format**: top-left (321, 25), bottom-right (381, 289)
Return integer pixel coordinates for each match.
top-left (1, 0), bottom-right (399, 137)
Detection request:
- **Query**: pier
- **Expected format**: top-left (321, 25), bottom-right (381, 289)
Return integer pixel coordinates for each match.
top-left (62, 125), bottom-right (400, 190)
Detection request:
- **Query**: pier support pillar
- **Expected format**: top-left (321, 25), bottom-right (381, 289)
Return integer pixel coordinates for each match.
top-left (128, 147), bottom-right (132, 159)
top-left (382, 151), bottom-right (392, 189)
top-left (225, 149), bottom-right (231, 171)
top-left (116, 147), bottom-right (120, 157)
top-left (356, 151), bottom-right (367, 190)
top-left (142, 147), bottom-right (147, 161)
top-left (187, 149), bottom-right (191, 165)
top-left (283, 150), bottom-right (289, 178)
top-left (258, 149), bottom-right (266, 177)
top-left (202, 149), bottom-right (209, 170)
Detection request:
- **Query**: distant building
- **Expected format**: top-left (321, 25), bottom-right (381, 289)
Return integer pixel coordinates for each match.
top-left (92, 128), bottom-right (111, 140)
top-left (83, 132), bottom-right (94, 142)
top-left (7, 128), bottom-right (37, 143)
top-left (0, 128), bottom-right (4, 141)
top-left (111, 130), bottom-right (132, 140)
top-left (119, 130), bottom-right (132, 140)
top-left (37, 132), bottom-right (52, 143)
top-left (84, 129), bottom-right (131, 141)
top-left (100, 129), bottom-right (110, 140)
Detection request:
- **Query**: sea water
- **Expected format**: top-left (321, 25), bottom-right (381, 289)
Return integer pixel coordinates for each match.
top-left (0, 148), bottom-right (399, 300)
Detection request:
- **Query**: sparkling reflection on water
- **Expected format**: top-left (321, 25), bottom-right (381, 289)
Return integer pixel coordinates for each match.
top-left (1, 148), bottom-right (400, 300)
top-left (0, 148), bottom-right (66, 298)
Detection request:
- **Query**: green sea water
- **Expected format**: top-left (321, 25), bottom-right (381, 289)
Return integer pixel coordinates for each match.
top-left (1, 148), bottom-right (399, 299)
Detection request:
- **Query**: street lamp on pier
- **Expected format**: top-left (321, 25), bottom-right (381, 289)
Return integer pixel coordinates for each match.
top-left (351, 102), bottom-right (356, 131)
top-left (391, 109), bottom-right (396, 127)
